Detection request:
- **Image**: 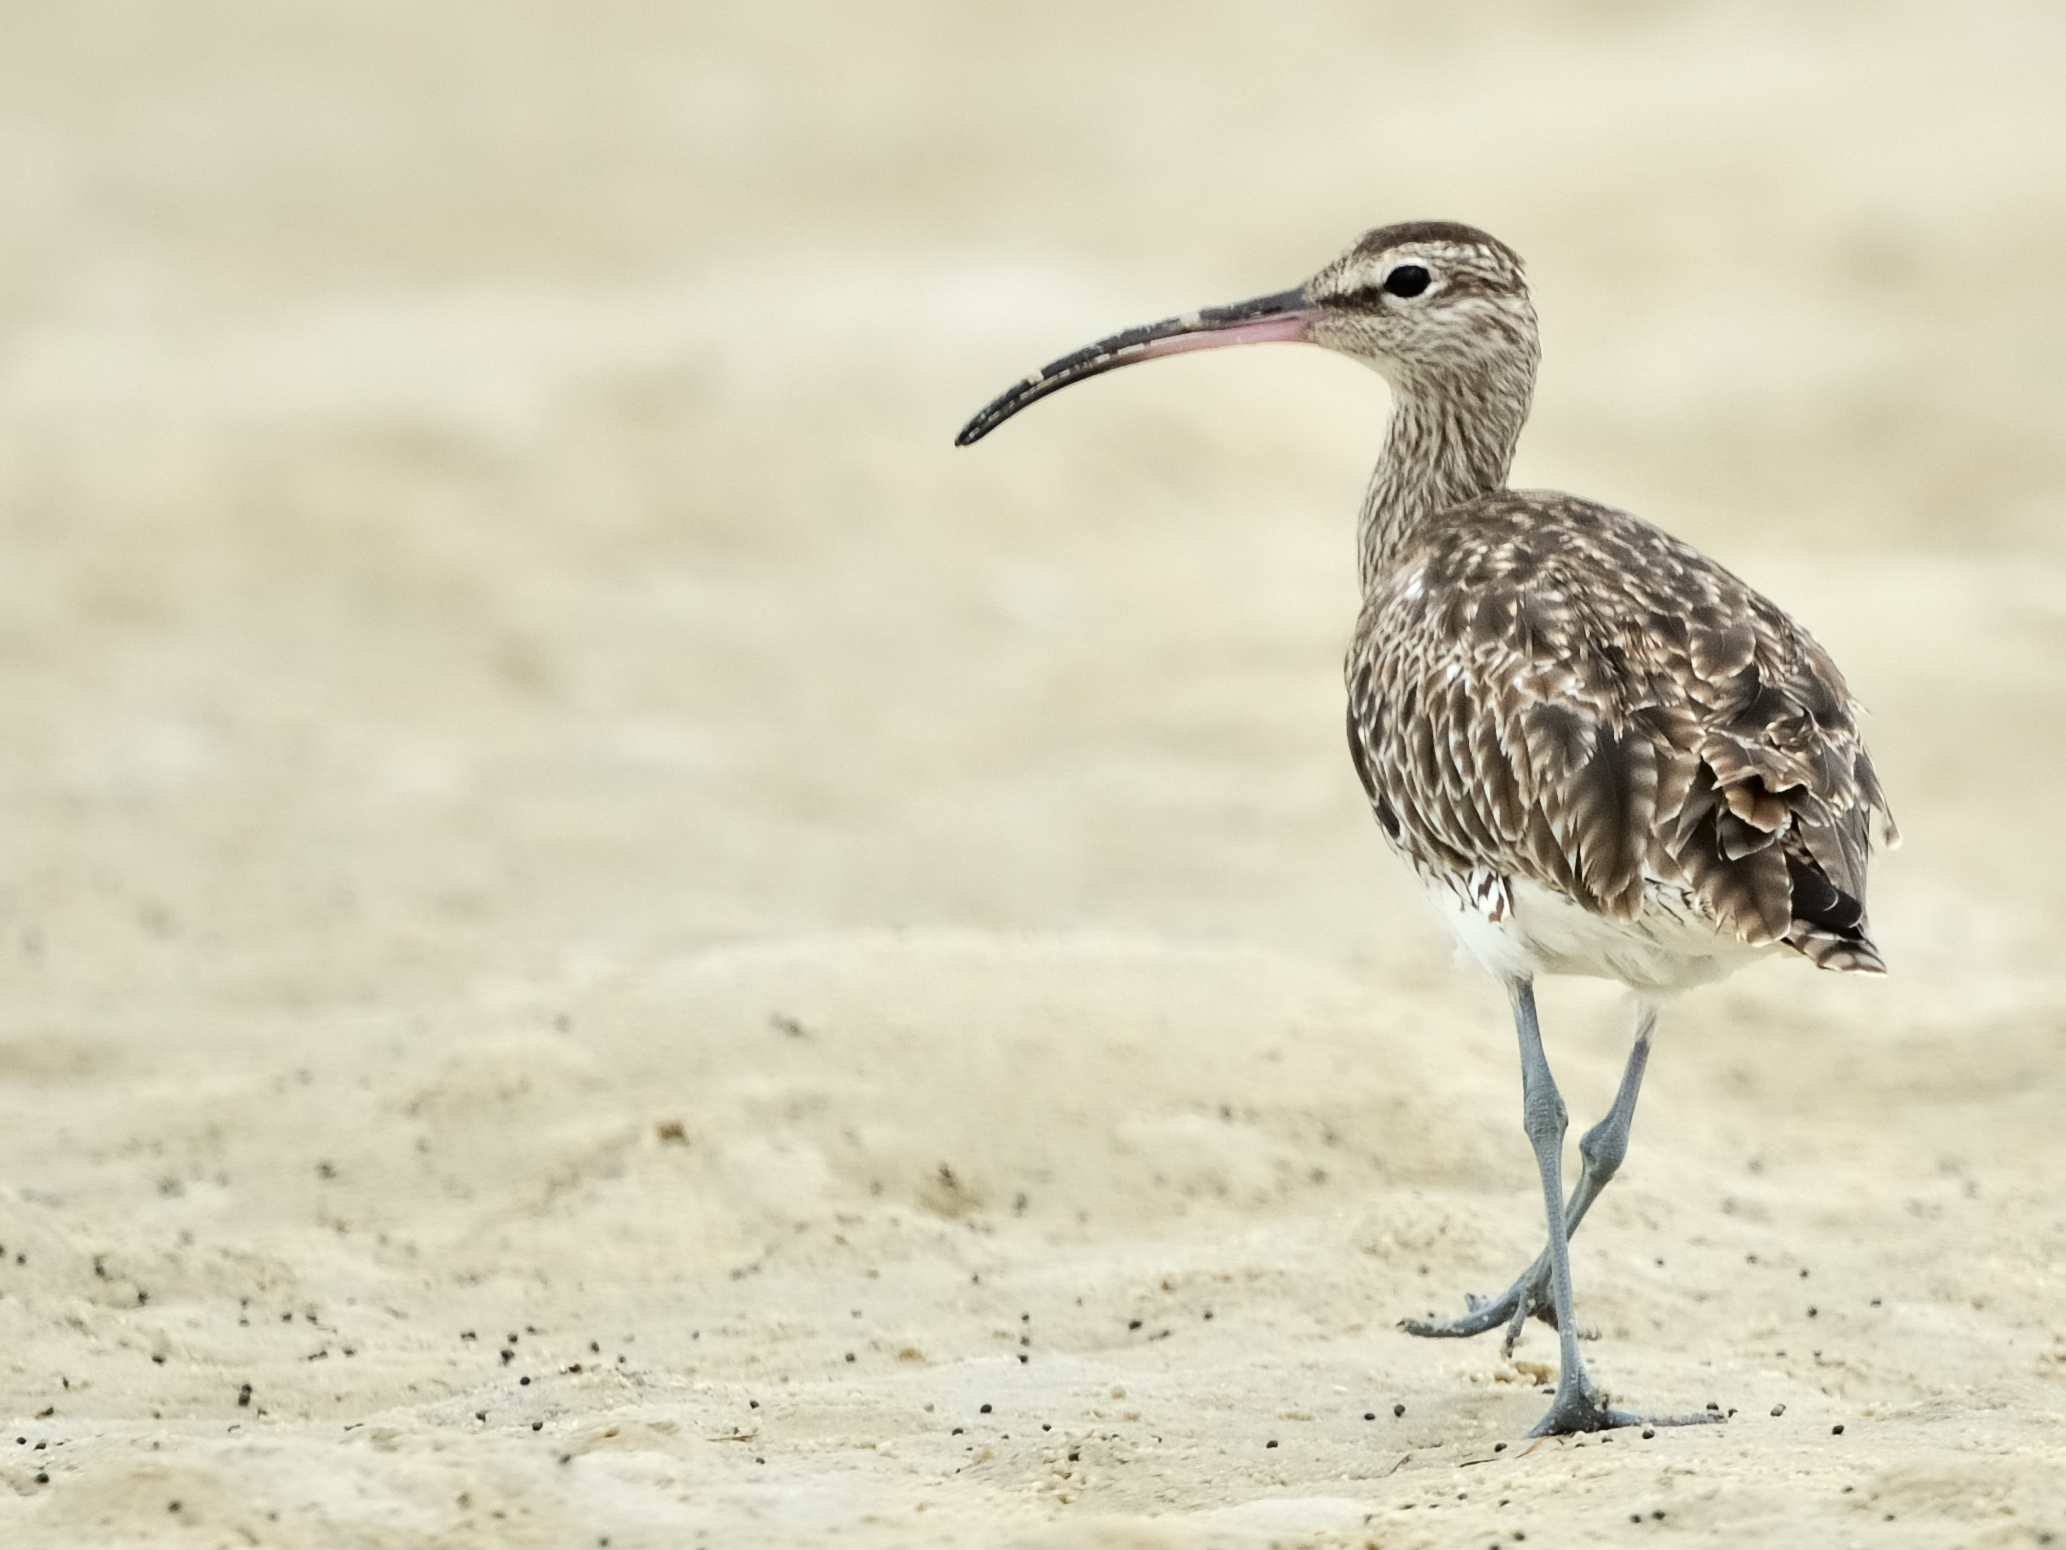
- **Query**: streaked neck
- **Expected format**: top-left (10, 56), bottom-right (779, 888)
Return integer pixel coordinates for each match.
top-left (1356, 365), bottom-right (1534, 587)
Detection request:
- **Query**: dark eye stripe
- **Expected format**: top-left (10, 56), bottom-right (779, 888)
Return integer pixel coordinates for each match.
top-left (1382, 265), bottom-right (1431, 298)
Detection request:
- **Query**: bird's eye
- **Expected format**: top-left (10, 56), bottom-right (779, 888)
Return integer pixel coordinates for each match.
top-left (1382, 265), bottom-right (1431, 298)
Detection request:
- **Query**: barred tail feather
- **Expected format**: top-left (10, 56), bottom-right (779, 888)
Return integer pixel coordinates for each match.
top-left (1787, 926), bottom-right (1886, 975)
top-left (1784, 851), bottom-right (1884, 974)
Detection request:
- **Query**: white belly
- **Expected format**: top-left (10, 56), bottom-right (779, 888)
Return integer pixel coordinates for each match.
top-left (1419, 870), bottom-right (1775, 994)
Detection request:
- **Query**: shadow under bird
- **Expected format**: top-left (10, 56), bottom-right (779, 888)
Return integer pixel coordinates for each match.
top-left (956, 221), bottom-right (1897, 1437)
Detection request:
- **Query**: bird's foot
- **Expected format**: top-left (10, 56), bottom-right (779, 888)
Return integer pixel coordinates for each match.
top-left (1398, 1252), bottom-right (1595, 1355)
top-left (1526, 1374), bottom-right (1724, 1438)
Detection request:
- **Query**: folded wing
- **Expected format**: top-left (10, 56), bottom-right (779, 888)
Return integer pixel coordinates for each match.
top-left (1346, 492), bottom-right (1895, 973)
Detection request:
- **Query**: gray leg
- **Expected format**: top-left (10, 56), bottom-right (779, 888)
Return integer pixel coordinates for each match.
top-left (1506, 977), bottom-right (1620, 1433)
top-left (1402, 999), bottom-right (1656, 1350)
top-left (1402, 983), bottom-right (1716, 1435)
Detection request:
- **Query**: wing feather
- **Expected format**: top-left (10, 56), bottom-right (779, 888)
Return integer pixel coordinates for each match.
top-left (1345, 491), bottom-right (1894, 970)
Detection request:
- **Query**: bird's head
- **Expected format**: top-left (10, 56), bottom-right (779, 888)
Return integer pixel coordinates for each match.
top-left (956, 221), bottom-right (1537, 446)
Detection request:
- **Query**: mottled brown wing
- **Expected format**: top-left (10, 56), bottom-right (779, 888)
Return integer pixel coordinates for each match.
top-left (1345, 492), bottom-right (1894, 970)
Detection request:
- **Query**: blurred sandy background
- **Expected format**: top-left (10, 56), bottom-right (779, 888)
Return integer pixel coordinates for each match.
top-left (0, 2), bottom-right (2062, 1545)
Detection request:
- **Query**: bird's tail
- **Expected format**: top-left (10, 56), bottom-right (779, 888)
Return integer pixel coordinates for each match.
top-left (1783, 851), bottom-right (1885, 974)
top-left (1786, 925), bottom-right (1886, 975)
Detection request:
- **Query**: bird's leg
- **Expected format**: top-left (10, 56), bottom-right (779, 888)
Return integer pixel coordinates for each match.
top-left (1506, 978), bottom-right (1618, 1432)
top-left (1484, 982), bottom-right (1713, 1436)
top-left (1487, 1003), bottom-right (1654, 1351)
top-left (1400, 1000), bottom-right (1657, 1351)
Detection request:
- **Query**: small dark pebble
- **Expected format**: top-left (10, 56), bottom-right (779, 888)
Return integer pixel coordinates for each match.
top-left (979, 1404), bottom-right (992, 1414)
top-left (520, 1377), bottom-right (531, 1387)
top-left (531, 1421), bottom-right (542, 1432)
top-left (474, 1411), bottom-right (487, 1422)
top-left (1266, 1440), bottom-right (1278, 1449)
top-left (1770, 1404), bottom-right (1785, 1417)
top-left (1041, 1423), bottom-right (1051, 1431)
top-left (237, 1384), bottom-right (252, 1408)
top-left (500, 1350), bottom-right (514, 1365)
top-left (1653, 1511), bottom-right (1666, 1520)
top-left (952, 1428), bottom-right (963, 1435)
top-left (1017, 1354), bottom-right (1028, 1364)
top-left (1364, 1412), bottom-right (1376, 1421)
top-left (1393, 1403), bottom-right (1405, 1418)
top-left (1807, 1307), bottom-right (1818, 1318)
top-left (755, 1456), bottom-right (764, 1464)
top-left (749, 1400), bottom-right (759, 1409)
top-left (844, 1352), bottom-right (855, 1363)
top-left (1129, 1319), bottom-right (1142, 1330)
top-left (1833, 1424), bottom-right (1845, 1435)
top-left (1494, 1441), bottom-right (1506, 1452)
top-left (1641, 1428), bottom-right (1655, 1439)
top-left (151, 1355), bottom-right (165, 1365)
top-left (34, 1472), bottom-right (47, 1484)
top-left (1631, 1515), bottom-right (1642, 1524)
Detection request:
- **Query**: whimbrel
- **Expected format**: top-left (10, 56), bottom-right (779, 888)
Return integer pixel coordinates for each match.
top-left (956, 221), bottom-right (1896, 1436)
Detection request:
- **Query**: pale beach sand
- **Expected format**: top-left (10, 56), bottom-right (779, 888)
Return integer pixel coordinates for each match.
top-left (0, 3), bottom-right (2063, 1545)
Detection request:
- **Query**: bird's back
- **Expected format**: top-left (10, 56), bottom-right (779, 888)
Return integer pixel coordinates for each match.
top-left (1346, 490), bottom-right (1895, 978)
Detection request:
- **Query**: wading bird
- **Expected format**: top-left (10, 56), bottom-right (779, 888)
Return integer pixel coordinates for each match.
top-left (956, 221), bottom-right (1896, 1436)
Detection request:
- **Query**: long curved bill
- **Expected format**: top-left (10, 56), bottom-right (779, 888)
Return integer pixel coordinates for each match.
top-left (954, 286), bottom-right (1316, 446)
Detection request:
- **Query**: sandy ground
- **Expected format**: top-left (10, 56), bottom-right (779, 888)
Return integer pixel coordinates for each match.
top-left (0, 2), bottom-right (2064, 1545)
